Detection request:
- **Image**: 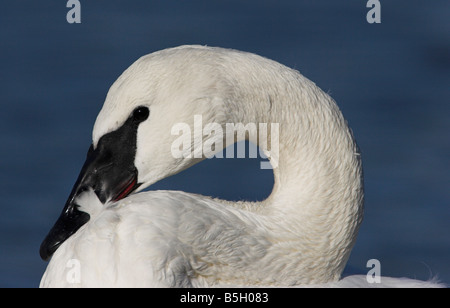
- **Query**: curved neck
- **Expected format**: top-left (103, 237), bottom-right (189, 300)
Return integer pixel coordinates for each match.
top-left (218, 53), bottom-right (364, 282)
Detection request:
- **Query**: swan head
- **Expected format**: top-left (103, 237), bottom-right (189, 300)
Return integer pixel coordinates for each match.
top-left (40, 46), bottom-right (228, 260)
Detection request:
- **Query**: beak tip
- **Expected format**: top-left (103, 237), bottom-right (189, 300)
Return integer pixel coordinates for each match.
top-left (39, 207), bottom-right (90, 261)
top-left (39, 243), bottom-right (52, 261)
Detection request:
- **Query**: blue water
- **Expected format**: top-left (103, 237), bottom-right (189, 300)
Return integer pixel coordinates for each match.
top-left (1, 1), bottom-right (449, 287)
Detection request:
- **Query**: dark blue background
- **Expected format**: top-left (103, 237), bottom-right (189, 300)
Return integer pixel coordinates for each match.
top-left (1, 1), bottom-right (449, 287)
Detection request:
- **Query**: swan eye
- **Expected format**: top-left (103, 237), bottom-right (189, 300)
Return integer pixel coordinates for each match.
top-left (132, 106), bottom-right (149, 123)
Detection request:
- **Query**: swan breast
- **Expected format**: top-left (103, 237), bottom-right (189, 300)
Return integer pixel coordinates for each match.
top-left (41, 190), bottom-right (272, 287)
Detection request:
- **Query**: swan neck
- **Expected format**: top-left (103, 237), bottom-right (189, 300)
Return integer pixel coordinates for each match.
top-left (222, 58), bottom-right (364, 282)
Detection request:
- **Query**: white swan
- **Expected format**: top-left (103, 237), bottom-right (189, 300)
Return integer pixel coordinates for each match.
top-left (39, 45), bottom-right (444, 288)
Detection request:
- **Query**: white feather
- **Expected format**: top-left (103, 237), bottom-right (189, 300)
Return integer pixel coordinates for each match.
top-left (40, 46), bottom-right (444, 288)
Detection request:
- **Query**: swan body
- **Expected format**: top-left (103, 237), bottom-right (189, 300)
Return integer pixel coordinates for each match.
top-left (41, 190), bottom-right (444, 288)
top-left (40, 45), bottom-right (443, 287)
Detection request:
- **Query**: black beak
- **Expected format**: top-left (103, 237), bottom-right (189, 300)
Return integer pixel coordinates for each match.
top-left (39, 144), bottom-right (140, 261)
top-left (40, 107), bottom-right (149, 261)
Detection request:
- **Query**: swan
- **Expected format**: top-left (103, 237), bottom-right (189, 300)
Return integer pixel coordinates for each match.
top-left (39, 45), bottom-right (444, 288)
